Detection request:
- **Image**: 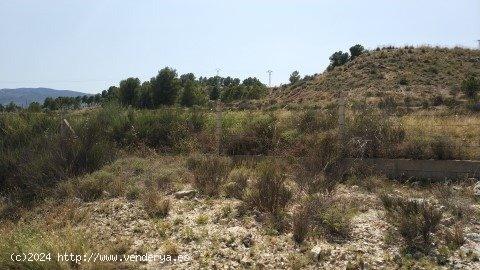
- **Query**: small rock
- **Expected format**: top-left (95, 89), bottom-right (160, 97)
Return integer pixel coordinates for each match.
top-left (310, 245), bottom-right (331, 262)
top-left (473, 182), bottom-right (480, 197)
top-left (240, 256), bottom-right (253, 267)
top-left (174, 189), bottom-right (197, 199)
top-left (242, 233), bottom-right (254, 248)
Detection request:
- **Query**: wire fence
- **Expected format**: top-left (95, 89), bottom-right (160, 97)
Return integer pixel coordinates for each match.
top-left (207, 96), bottom-right (480, 161)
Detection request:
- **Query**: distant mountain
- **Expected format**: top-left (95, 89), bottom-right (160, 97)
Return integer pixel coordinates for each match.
top-left (0, 88), bottom-right (90, 106)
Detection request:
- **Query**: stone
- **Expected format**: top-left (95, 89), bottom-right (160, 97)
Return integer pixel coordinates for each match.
top-left (310, 245), bottom-right (331, 262)
top-left (473, 182), bottom-right (480, 197)
top-left (174, 189), bottom-right (197, 199)
top-left (242, 233), bottom-right (254, 248)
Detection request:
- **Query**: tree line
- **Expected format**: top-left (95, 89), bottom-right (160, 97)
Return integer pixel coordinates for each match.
top-left (37, 67), bottom-right (267, 111)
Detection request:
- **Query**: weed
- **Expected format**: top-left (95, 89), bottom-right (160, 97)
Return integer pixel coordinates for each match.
top-left (142, 191), bottom-right (171, 218)
top-left (223, 167), bottom-right (252, 199)
top-left (244, 160), bottom-right (292, 215)
top-left (188, 155), bottom-right (231, 197)
top-left (381, 194), bottom-right (442, 253)
top-left (196, 214), bottom-right (209, 225)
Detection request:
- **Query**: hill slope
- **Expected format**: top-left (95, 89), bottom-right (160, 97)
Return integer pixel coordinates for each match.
top-left (268, 46), bottom-right (480, 109)
top-left (0, 87), bottom-right (89, 106)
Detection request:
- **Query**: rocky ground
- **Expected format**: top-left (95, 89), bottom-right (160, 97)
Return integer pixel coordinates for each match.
top-left (3, 155), bottom-right (480, 269)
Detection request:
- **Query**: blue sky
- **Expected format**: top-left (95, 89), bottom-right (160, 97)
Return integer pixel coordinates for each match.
top-left (0, 0), bottom-right (479, 94)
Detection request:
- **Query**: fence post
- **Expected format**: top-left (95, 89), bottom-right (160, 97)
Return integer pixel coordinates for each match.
top-left (338, 93), bottom-right (346, 150)
top-left (215, 100), bottom-right (222, 155)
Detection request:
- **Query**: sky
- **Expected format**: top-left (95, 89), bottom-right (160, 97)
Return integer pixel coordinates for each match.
top-left (0, 0), bottom-right (479, 94)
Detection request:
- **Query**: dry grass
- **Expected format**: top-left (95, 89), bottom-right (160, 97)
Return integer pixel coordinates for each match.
top-left (141, 191), bottom-right (171, 218)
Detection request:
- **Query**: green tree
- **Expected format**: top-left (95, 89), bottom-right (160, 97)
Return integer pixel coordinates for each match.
top-left (43, 97), bottom-right (58, 110)
top-left (179, 73), bottom-right (206, 107)
top-left (461, 74), bottom-right (480, 99)
top-left (5, 102), bottom-right (20, 112)
top-left (289, 71), bottom-right (300, 84)
top-left (28, 102), bottom-right (42, 112)
top-left (119, 77), bottom-right (140, 106)
top-left (136, 81), bottom-right (153, 108)
top-left (242, 77), bottom-right (267, 99)
top-left (0, 104), bottom-right (4, 112)
top-left (151, 67), bottom-right (180, 106)
top-left (327, 51), bottom-right (350, 71)
top-left (209, 85), bottom-right (221, 100)
top-left (349, 44), bottom-right (365, 60)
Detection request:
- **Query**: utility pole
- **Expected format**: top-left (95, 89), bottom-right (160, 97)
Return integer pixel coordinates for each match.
top-left (267, 70), bottom-right (273, 87)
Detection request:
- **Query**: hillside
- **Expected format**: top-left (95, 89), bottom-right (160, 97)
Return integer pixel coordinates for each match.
top-left (0, 88), bottom-right (89, 106)
top-left (267, 46), bottom-right (480, 109)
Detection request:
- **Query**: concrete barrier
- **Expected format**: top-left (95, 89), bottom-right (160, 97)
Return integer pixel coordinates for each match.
top-left (345, 158), bottom-right (480, 181)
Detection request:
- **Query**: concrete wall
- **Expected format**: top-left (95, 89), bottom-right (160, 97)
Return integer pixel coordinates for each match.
top-left (345, 158), bottom-right (480, 181)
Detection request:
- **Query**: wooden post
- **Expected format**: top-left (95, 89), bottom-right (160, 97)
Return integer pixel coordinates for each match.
top-left (215, 100), bottom-right (222, 155)
top-left (338, 93), bottom-right (346, 146)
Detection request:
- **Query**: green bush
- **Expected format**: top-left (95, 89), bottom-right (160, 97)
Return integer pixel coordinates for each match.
top-left (244, 161), bottom-right (292, 215)
top-left (401, 137), bottom-right (430, 159)
top-left (461, 74), bottom-right (479, 99)
top-left (297, 109), bottom-right (337, 133)
top-left (223, 167), bottom-right (253, 199)
top-left (381, 194), bottom-right (442, 253)
top-left (293, 194), bottom-right (355, 242)
top-left (223, 114), bottom-right (276, 155)
top-left (135, 109), bottom-right (190, 152)
top-left (188, 155), bottom-right (231, 196)
top-left (346, 109), bottom-right (405, 158)
top-left (0, 108), bottom-right (117, 206)
top-left (430, 135), bottom-right (457, 160)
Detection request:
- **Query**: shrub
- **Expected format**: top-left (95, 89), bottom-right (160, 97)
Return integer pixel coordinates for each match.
top-left (188, 155), bottom-right (231, 196)
top-left (135, 109), bottom-right (189, 152)
top-left (195, 214), bottom-right (209, 225)
top-left (224, 114), bottom-right (276, 155)
top-left (401, 137), bottom-right (430, 159)
top-left (297, 109), bottom-right (336, 133)
top-left (293, 194), bottom-right (355, 242)
top-left (398, 77), bottom-right (409, 85)
top-left (126, 185), bottom-right (141, 201)
top-left (294, 131), bottom-right (341, 192)
top-left (142, 191), bottom-right (171, 218)
top-left (430, 135), bottom-right (457, 160)
top-left (0, 225), bottom-right (108, 270)
top-left (292, 204), bottom-right (310, 243)
top-left (76, 176), bottom-right (107, 202)
top-left (223, 167), bottom-right (253, 199)
top-left (244, 161), bottom-right (292, 215)
top-left (381, 194), bottom-right (442, 253)
top-left (346, 109), bottom-right (405, 158)
top-left (443, 223), bottom-right (465, 250)
top-left (162, 241), bottom-right (179, 258)
top-left (378, 96), bottom-right (397, 110)
top-left (461, 74), bottom-right (479, 99)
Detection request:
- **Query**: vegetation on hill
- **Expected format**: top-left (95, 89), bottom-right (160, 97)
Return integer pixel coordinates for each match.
top-left (269, 46), bottom-right (480, 110)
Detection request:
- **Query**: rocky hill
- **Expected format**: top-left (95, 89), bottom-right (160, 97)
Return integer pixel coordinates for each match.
top-left (267, 46), bottom-right (480, 109)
